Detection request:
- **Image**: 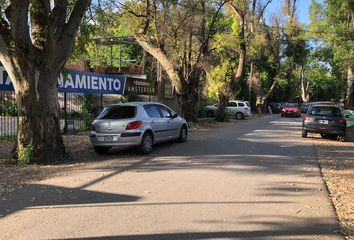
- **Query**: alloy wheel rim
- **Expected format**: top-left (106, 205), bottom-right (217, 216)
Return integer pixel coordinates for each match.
top-left (144, 135), bottom-right (152, 151)
top-left (182, 128), bottom-right (187, 140)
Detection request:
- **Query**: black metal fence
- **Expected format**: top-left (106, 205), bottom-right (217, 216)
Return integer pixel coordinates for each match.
top-left (1, 91), bottom-right (105, 141)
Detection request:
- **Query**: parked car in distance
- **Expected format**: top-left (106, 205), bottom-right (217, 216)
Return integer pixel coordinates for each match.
top-left (302, 104), bottom-right (346, 140)
top-left (268, 102), bottom-right (285, 114)
top-left (90, 102), bottom-right (188, 154)
top-left (281, 103), bottom-right (301, 117)
top-left (300, 102), bottom-right (311, 113)
top-left (343, 109), bottom-right (354, 127)
top-left (204, 100), bottom-right (252, 120)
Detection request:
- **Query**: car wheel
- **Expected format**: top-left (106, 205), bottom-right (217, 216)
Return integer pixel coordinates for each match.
top-left (138, 132), bottom-right (154, 154)
top-left (302, 130), bottom-right (308, 138)
top-left (281, 114), bottom-right (284, 117)
top-left (207, 110), bottom-right (214, 118)
top-left (321, 133), bottom-right (334, 139)
top-left (338, 136), bottom-right (346, 142)
top-left (235, 112), bottom-right (244, 120)
top-left (178, 125), bottom-right (188, 143)
top-left (94, 146), bottom-right (111, 154)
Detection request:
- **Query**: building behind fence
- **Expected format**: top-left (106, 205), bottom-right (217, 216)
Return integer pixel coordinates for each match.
top-left (0, 91), bottom-right (124, 141)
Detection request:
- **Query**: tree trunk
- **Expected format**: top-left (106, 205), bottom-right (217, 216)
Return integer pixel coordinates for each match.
top-left (178, 90), bottom-right (198, 122)
top-left (227, 3), bottom-right (246, 88)
top-left (255, 96), bottom-right (264, 115)
top-left (300, 65), bottom-right (310, 102)
top-left (249, 72), bottom-right (277, 115)
top-left (345, 67), bottom-right (354, 109)
top-left (216, 94), bottom-right (228, 122)
top-left (15, 67), bottom-right (65, 163)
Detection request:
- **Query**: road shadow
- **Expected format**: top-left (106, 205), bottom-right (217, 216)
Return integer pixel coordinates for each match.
top-left (51, 217), bottom-right (340, 239)
top-left (0, 183), bottom-right (141, 219)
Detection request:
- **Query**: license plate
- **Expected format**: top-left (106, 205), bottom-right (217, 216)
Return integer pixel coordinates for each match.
top-left (319, 120), bottom-right (329, 124)
top-left (98, 136), bottom-right (118, 141)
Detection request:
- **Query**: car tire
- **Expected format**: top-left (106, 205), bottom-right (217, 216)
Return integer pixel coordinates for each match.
top-left (338, 136), bottom-right (346, 142)
top-left (94, 146), bottom-right (111, 154)
top-left (138, 132), bottom-right (154, 154)
top-left (302, 130), bottom-right (308, 138)
top-left (178, 125), bottom-right (188, 143)
top-left (281, 114), bottom-right (284, 117)
top-left (207, 110), bottom-right (214, 118)
top-left (236, 112), bottom-right (244, 120)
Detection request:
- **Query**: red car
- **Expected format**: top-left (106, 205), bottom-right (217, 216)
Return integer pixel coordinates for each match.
top-left (281, 103), bottom-right (301, 117)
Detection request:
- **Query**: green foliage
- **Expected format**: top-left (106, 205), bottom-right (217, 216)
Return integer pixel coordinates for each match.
top-left (17, 144), bottom-right (35, 165)
top-left (0, 99), bottom-right (17, 117)
top-left (78, 94), bottom-right (100, 129)
top-left (70, 2), bottom-right (143, 68)
top-left (309, 0), bottom-right (354, 70)
top-left (208, 60), bottom-right (234, 100)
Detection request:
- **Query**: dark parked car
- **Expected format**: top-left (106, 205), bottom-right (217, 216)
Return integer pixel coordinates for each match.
top-left (269, 102), bottom-right (284, 114)
top-left (302, 104), bottom-right (346, 140)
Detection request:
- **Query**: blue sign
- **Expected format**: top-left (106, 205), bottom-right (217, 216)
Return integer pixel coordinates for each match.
top-left (0, 65), bottom-right (13, 91)
top-left (0, 65), bottom-right (126, 95)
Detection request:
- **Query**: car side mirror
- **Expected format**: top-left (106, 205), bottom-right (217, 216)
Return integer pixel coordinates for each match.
top-left (169, 113), bottom-right (178, 118)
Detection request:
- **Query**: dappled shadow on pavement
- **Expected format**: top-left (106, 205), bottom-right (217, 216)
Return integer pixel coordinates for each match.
top-left (0, 116), bottom-right (343, 239)
top-left (52, 217), bottom-right (339, 239)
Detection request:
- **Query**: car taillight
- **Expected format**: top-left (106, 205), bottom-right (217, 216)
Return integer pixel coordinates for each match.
top-left (304, 115), bottom-right (313, 122)
top-left (90, 124), bottom-right (96, 131)
top-left (337, 118), bottom-right (346, 125)
top-left (126, 121), bottom-right (142, 130)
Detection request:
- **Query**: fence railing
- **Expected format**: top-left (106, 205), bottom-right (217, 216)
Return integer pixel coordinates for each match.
top-left (1, 92), bottom-right (104, 141)
top-left (0, 91), bottom-right (17, 141)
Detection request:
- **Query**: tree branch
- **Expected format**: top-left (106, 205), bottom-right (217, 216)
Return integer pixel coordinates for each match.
top-left (5, 1), bottom-right (32, 52)
top-left (48, 0), bottom-right (68, 42)
top-left (63, 0), bottom-right (91, 38)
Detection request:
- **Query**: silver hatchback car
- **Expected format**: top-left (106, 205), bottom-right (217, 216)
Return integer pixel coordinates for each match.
top-left (90, 102), bottom-right (188, 154)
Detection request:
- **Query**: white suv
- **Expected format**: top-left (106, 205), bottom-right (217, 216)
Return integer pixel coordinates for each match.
top-left (205, 100), bottom-right (252, 119)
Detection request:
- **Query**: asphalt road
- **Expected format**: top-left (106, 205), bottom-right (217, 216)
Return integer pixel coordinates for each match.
top-left (0, 115), bottom-right (342, 240)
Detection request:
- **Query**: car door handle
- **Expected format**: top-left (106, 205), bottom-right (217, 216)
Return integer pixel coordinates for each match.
top-left (151, 120), bottom-right (156, 123)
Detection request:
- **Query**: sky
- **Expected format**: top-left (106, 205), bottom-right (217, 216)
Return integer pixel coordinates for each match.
top-left (266, 0), bottom-right (314, 25)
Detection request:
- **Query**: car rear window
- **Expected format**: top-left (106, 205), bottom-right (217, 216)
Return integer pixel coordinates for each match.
top-left (286, 103), bottom-right (299, 107)
top-left (97, 106), bottom-right (136, 119)
top-left (309, 106), bottom-right (342, 116)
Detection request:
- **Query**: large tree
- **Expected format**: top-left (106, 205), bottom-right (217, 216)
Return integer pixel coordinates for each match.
top-left (0, 0), bottom-right (91, 163)
top-left (310, 0), bottom-right (354, 108)
top-left (117, 0), bottom-right (226, 122)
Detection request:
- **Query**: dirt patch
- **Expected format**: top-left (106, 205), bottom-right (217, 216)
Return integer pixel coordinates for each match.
top-left (313, 135), bottom-right (354, 239)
